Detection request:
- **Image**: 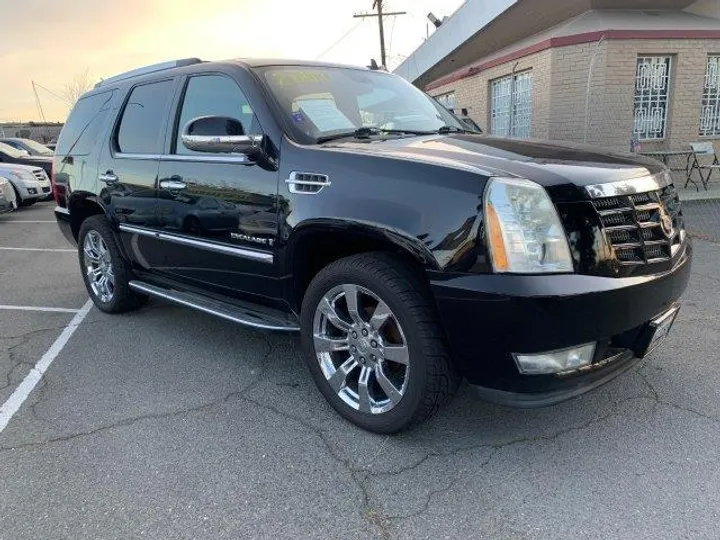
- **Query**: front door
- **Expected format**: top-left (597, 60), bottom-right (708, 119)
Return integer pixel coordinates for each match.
top-left (99, 78), bottom-right (179, 272)
top-left (156, 73), bottom-right (279, 302)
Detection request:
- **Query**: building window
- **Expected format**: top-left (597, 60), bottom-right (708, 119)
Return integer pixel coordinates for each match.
top-left (435, 92), bottom-right (456, 112)
top-left (700, 56), bottom-right (720, 136)
top-left (633, 56), bottom-right (672, 140)
top-left (490, 71), bottom-right (533, 138)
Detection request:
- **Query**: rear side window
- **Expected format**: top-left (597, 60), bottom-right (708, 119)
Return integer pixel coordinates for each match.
top-left (174, 75), bottom-right (258, 155)
top-left (56, 91), bottom-right (114, 156)
top-left (116, 80), bottom-right (175, 154)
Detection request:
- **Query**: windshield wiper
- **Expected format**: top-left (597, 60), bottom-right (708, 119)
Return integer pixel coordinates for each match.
top-left (316, 126), bottom-right (434, 144)
top-left (436, 125), bottom-right (468, 134)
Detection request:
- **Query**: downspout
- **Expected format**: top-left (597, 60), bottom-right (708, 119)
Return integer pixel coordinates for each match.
top-left (584, 35), bottom-right (605, 143)
top-left (509, 61), bottom-right (519, 137)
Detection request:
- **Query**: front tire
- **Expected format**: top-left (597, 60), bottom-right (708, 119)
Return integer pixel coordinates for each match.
top-left (301, 253), bottom-right (460, 433)
top-left (11, 185), bottom-right (34, 207)
top-left (78, 215), bottom-right (147, 313)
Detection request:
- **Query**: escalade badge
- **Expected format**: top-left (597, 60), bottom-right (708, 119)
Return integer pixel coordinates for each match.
top-left (658, 204), bottom-right (675, 239)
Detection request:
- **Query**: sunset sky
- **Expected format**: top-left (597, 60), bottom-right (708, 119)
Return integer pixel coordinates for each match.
top-left (1, 0), bottom-right (464, 123)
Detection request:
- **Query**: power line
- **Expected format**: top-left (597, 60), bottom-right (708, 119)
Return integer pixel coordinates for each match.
top-left (315, 20), bottom-right (364, 59)
top-left (388, 14), bottom-right (397, 57)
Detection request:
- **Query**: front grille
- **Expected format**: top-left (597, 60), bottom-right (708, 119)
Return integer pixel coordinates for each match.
top-left (592, 185), bottom-right (684, 266)
top-left (32, 169), bottom-right (46, 181)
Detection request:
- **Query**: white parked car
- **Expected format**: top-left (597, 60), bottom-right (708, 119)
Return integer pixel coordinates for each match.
top-left (0, 176), bottom-right (18, 213)
top-left (0, 163), bottom-right (52, 206)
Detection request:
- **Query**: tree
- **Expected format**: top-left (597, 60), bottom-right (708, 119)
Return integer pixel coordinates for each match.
top-left (61, 69), bottom-right (94, 105)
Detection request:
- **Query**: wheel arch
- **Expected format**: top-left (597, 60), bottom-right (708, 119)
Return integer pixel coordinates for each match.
top-left (68, 192), bottom-right (108, 241)
top-left (284, 219), bottom-right (439, 312)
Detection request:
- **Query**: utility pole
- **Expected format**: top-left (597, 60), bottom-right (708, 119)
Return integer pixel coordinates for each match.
top-left (31, 82), bottom-right (46, 123)
top-left (354, 1), bottom-right (406, 68)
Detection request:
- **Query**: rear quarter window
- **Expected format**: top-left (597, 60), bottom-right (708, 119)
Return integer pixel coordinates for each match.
top-left (56, 90), bottom-right (115, 156)
top-left (116, 79), bottom-right (176, 155)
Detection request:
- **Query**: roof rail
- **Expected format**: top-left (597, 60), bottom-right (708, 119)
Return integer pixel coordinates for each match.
top-left (95, 58), bottom-right (203, 88)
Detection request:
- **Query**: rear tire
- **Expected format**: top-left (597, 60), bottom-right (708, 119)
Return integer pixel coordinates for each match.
top-left (78, 215), bottom-right (148, 313)
top-left (301, 253), bottom-right (460, 433)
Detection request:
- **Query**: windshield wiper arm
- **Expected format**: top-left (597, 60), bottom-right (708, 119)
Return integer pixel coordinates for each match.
top-left (316, 126), bottom-right (434, 144)
top-left (436, 125), bottom-right (468, 134)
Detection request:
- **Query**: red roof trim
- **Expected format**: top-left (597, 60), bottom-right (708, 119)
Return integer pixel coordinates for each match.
top-left (426, 29), bottom-right (720, 91)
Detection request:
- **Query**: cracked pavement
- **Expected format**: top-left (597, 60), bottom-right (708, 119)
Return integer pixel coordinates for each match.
top-left (1, 202), bottom-right (720, 539)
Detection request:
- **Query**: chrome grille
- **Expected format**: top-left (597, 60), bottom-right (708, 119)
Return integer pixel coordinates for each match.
top-left (592, 185), bottom-right (684, 266)
top-left (32, 169), bottom-right (47, 181)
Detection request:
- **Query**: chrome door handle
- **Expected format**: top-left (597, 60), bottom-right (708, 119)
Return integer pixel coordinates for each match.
top-left (99, 173), bottom-right (118, 183)
top-left (159, 179), bottom-right (187, 190)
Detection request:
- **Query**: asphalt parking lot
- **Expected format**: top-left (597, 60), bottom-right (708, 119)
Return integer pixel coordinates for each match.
top-left (1, 201), bottom-right (719, 540)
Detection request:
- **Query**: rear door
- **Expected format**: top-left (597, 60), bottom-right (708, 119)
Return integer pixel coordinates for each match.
top-left (98, 78), bottom-right (179, 271)
top-left (155, 73), bottom-right (279, 301)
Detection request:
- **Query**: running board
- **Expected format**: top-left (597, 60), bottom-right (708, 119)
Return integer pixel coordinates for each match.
top-left (129, 281), bottom-right (299, 332)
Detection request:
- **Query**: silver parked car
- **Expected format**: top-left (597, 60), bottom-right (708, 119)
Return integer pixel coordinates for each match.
top-left (0, 163), bottom-right (52, 206)
top-left (0, 176), bottom-right (18, 213)
top-left (0, 137), bottom-right (54, 157)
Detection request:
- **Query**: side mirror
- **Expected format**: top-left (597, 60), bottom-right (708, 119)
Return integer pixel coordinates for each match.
top-left (181, 116), bottom-right (263, 155)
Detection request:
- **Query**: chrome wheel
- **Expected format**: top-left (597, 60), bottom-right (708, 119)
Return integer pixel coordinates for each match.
top-left (83, 230), bottom-right (115, 303)
top-left (313, 284), bottom-right (410, 414)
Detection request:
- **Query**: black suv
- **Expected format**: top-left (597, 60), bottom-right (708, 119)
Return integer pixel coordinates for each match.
top-left (53, 58), bottom-right (691, 433)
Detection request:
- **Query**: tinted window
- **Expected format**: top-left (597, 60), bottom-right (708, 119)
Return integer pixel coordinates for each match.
top-left (117, 80), bottom-right (175, 154)
top-left (175, 75), bottom-right (258, 155)
top-left (56, 91), bottom-right (114, 156)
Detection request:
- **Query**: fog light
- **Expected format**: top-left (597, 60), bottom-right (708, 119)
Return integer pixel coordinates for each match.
top-left (513, 343), bottom-right (596, 375)
top-left (27, 188), bottom-right (38, 194)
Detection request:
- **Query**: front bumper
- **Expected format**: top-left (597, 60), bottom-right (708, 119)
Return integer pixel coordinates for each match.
top-left (10, 178), bottom-right (46, 201)
top-left (430, 244), bottom-right (692, 406)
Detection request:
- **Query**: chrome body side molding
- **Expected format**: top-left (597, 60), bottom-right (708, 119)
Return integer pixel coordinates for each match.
top-left (118, 224), bottom-right (273, 263)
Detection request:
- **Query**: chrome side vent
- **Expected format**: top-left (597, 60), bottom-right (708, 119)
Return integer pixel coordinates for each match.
top-left (285, 172), bottom-right (331, 195)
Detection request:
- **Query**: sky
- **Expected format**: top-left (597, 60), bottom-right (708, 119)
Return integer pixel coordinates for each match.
top-left (0, 0), bottom-right (465, 122)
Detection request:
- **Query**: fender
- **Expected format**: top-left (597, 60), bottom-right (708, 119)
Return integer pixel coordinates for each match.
top-left (280, 217), bottom-right (442, 274)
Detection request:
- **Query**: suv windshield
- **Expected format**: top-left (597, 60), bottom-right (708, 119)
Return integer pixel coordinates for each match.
top-left (258, 66), bottom-right (465, 144)
top-left (0, 141), bottom-right (29, 158)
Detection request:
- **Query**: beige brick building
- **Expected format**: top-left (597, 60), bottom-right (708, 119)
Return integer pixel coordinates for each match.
top-left (395, 0), bottom-right (720, 155)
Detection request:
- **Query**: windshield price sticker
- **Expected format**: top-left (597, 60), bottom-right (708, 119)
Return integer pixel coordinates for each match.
top-left (298, 99), bottom-right (355, 132)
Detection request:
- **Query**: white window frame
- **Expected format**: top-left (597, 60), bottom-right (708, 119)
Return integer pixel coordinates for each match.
top-left (633, 56), bottom-right (672, 141)
top-left (700, 55), bottom-right (720, 137)
top-left (490, 71), bottom-right (533, 138)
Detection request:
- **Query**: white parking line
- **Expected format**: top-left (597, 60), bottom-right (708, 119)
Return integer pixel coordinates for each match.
top-left (0, 299), bottom-right (93, 434)
top-left (0, 247), bottom-right (75, 253)
top-left (0, 305), bottom-right (81, 313)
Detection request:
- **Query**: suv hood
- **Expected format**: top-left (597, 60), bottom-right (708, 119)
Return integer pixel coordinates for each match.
top-left (0, 162), bottom-right (45, 175)
top-left (324, 134), bottom-right (665, 200)
top-left (20, 155), bottom-right (52, 164)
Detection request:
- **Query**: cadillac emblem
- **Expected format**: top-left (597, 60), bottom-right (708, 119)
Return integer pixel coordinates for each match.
top-left (658, 204), bottom-right (675, 239)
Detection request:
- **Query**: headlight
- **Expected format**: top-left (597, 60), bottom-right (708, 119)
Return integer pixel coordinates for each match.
top-left (484, 177), bottom-right (573, 273)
